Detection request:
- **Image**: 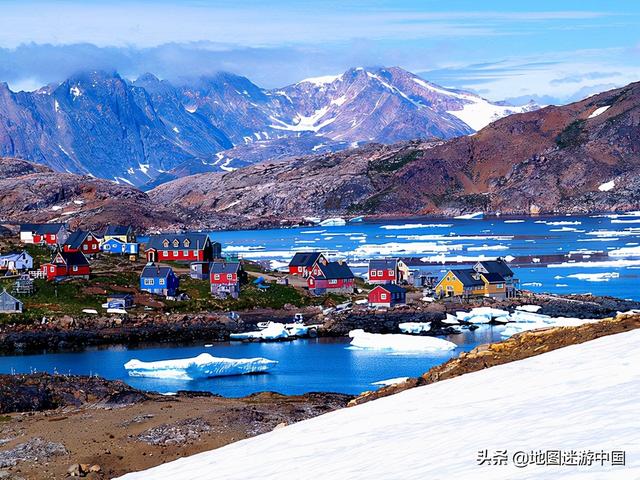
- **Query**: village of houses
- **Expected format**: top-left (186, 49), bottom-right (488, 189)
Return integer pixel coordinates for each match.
top-left (0, 222), bottom-right (519, 318)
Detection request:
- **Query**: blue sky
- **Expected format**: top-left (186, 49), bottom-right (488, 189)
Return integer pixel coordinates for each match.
top-left (0, 0), bottom-right (639, 103)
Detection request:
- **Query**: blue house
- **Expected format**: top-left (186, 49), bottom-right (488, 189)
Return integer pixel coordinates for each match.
top-left (101, 238), bottom-right (139, 255)
top-left (140, 263), bottom-right (179, 296)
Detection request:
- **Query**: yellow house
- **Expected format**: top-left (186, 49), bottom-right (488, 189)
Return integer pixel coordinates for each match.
top-left (435, 268), bottom-right (508, 299)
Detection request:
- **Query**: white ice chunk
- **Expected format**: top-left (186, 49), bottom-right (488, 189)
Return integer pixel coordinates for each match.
top-left (398, 322), bottom-right (431, 334)
top-left (124, 353), bottom-right (277, 380)
top-left (348, 330), bottom-right (456, 352)
top-left (230, 322), bottom-right (290, 340)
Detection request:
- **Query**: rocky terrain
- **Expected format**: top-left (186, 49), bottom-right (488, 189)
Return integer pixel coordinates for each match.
top-left (151, 80), bottom-right (640, 223)
top-left (0, 157), bottom-right (181, 231)
top-left (0, 375), bottom-right (351, 479)
top-left (0, 67), bottom-right (534, 188)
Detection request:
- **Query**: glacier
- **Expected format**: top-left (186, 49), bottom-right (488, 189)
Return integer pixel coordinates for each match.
top-left (123, 353), bottom-right (277, 380)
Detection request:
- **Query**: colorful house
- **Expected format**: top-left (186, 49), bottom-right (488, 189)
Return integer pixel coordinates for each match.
top-left (308, 261), bottom-right (355, 295)
top-left (20, 223), bottom-right (68, 246)
top-left (210, 261), bottom-right (245, 299)
top-left (190, 261), bottom-right (210, 280)
top-left (288, 252), bottom-right (327, 277)
top-left (42, 250), bottom-right (91, 280)
top-left (435, 259), bottom-right (517, 300)
top-left (368, 284), bottom-right (407, 308)
top-left (103, 225), bottom-right (135, 244)
top-left (0, 289), bottom-right (23, 314)
top-left (368, 258), bottom-right (411, 285)
top-left (140, 264), bottom-right (179, 296)
top-left (63, 230), bottom-right (101, 256)
top-left (145, 233), bottom-right (220, 263)
top-left (101, 238), bottom-right (139, 256)
top-left (0, 251), bottom-right (34, 272)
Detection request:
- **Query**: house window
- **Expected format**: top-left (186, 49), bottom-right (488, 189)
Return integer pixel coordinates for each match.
top-left (298, 266), bottom-right (303, 272)
top-left (184, 239), bottom-right (191, 247)
top-left (388, 270), bottom-right (394, 276)
top-left (173, 239), bottom-right (180, 248)
top-left (214, 274), bottom-right (220, 280)
top-left (380, 293), bottom-right (387, 300)
top-left (173, 251), bottom-right (178, 257)
top-left (83, 244), bottom-right (88, 250)
top-left (104, 245), bottom-right (110, 250)
top-left (162, 251), bottom-right (168, 257)
top-left (377, 270), bottom-right (383, 276)
top-left (50, 266), bottom-right (55, 272)
top-left (183, 250), bottom-right (189, 256)
top-left (159, 279), bottom-right (165, 285)
top-left (371, 271), bottom-right (377, 277)
top-left (163, 239), bottom-right (169, 248)
top-left (144, 278), bottom-right (154, 286)
top-left (496, 283), bottom-right (504, 289)
top-left (227, 274), bottom-right (233, 280)
top-left (72, 266), bottom-right (78, 272)
top-left (329, 279), bottom-right (338, 285)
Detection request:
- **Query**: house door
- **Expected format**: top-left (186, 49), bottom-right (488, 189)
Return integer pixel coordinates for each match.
top-left (148, 251), bottom-right (157, 262)
top-left (446, 286), bottom-right (454, 297)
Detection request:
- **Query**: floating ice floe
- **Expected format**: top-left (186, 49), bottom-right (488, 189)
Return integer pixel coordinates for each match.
top-left (348, 330), bottom-right (456, 352)
top-left (380, 223), bottom-right (452, 230)
top-left (319, 217), bottom-right (346, 226)
top-left (454, 212), bottom-right (483, 220)
top-left (124, 353), bottom-right (278, 380)
top-left (442, 314), bottom-right (459, 325)
top-left (371, 377), bottom-right (410, 387)
top-left (567, 272), bottom-right (620, 282)
top-left (500, 310), bottom-right (597, 338)
top-left (608, 245), bottom-right (640, 257)
top-left (456, 307), bottom-right (510, 324)
top-left (398, 322), bottom-right (431, 334)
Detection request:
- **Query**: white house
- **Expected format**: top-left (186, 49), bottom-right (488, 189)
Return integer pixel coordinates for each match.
top-left (0, 251), bottom-right (34, 271)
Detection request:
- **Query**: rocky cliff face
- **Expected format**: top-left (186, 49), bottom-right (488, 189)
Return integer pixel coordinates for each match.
top-left (0, 157), bottom-right (181, 230)
top-left (0, 67), bottom-right (535, 188)
top-left (149, 81), bottom-right (640, 225)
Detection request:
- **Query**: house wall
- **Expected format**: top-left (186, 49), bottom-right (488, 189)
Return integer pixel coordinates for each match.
top-left (368, 267), bottom-right (397, 284)
top-left (435, 272), bottom-right (465, 296)
top-left (42, 263), bottom-right (90, 280)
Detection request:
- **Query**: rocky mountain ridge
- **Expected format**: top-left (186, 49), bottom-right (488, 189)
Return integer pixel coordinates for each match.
top-left (0, 67), bottom-right (536, 188)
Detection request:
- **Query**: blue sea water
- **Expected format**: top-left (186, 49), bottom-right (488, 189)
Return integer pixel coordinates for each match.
top-left (0, 327), bottom-right (504, 397)
top-left (206, 213), bottom-right (640, 300)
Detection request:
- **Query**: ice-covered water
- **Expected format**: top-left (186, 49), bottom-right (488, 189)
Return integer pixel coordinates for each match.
top-left (201, 213), bottom-right (640, 300)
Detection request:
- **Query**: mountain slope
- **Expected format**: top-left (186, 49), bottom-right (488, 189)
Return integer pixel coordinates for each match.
top-left (0, 67), bottom-right (535, 187)
top-left (0, 157), bottom-right (180, 230)
top-left (149, 81), bottom-right (640, 226)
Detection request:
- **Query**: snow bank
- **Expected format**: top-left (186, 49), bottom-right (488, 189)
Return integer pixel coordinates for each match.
top-left (123, 353), bottom-right (277, 380)
top-left (588, 105), bottom-right (610, 118)
top-left (598, 180), bottom-right (615, 192)
top-left (371, 377), bottom-right (409, 387)
top-left (515, 305), bottom-right (541, 313)
top-left (398, 322), bottom-right (431, 334)
top-left (117, 328), bottom-right (640, 480)
top-left (456, 307), bottom-right (510, 324)
top-left (348, 330), bottom-right (456, 352)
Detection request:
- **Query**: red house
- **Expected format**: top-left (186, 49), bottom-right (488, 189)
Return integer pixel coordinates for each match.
top-left (368, 284), bottom-right (406, 308)
top-left (20, 223), bottom-right (68, 246)
top-left (288, 252), bottom-right (327, 277)
top-left (63, 230), bottom-right (100, 256)
top-left (210, 261), bottom-right (246, 299)
top-left (308, 261), bottom-right (355, 295)
top-left (42, 250), bottom-right (91, 280)
top-left (145, 233), bottom-right (220, 263)
top-left (368, 258), bottom-right (410, 284)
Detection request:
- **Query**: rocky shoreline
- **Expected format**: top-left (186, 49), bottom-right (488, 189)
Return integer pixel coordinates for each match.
top-left (1, 293), bottom-right (638, 354)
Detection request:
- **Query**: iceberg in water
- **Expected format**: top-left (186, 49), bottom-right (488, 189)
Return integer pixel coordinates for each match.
top-left (454, 212), bottom-right (484, 220)
top-left (230, 322), bottom-right (304, 341)
top-left (348, 330), bottom-right (456, 352)
top-left (319, 217), bottom-right (346, 226)
top-left (124, 353), bottom-right (278, 380)
top-left (398, 322), bottom-right (431, 334)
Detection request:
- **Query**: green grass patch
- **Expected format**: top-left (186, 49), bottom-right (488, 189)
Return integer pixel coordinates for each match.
top-left (368, 149), bottom-right (421, 174)
top-left (556, 120), bottom-right (586, 149)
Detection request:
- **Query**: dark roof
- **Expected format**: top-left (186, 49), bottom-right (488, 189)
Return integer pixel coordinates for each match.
top-left (373, 284), bottom-right (405, 294)
top-left (476, 259), bottom-right (514, 278)
top-left (141, 264), bottom-right (175, 279)
top-left (481, 272), bottom-right (506, 283)
top-left (55, 251), bottom-right (90, 266)
top-left (449, 269), bottom-right (484, 287)
top-left (65, 230), bottom-right (90, 249)
top-left (210, 261), bottom-right (241, 274)
top-left (369, 259), bottom-right (398, 270)
top-left (289, 252), bottom-right (324, 268)
top-left (315, 261), bottom-right (354, 280)
top-left (105, 225), bottom-right (132, 236)
top-left (147, 233), bottom-right (210, 251)
top-left (21, 223), bottom-right (65, 234)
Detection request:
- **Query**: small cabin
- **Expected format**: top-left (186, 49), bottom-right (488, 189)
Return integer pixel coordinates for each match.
top-left (101, 238), bottom-right (139, 256)
top-left (288, 252), bottom-right (327, 277)
top-left (368, 258), bottom-right (411, 285)
top-left (0, 289), bottom-right (23, 314)
top-left (145, 233), bottom-right (220, 263)
top-left (107, 293), bottom-right (134, 310)
top-left (140, 264), bottom-right (179, 297)
top-left (103, 225), bottom-right (135, 244)
top-left (63, 230), bottom-right (101, 256)
top-left (368, 284), bottom-right (406, 308)
top-left (20, 223), bottom-right (68, 246)
top-left (0, 251), bottom-right (34, 272)
top-left (190, 261), bottom-right (210, 280)
top-left (210, 261), bottom-right (244, 299)
top-left (308, 261), bottom-right (355, 295)
top-left (42, 250), bottom-right (91, 281)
